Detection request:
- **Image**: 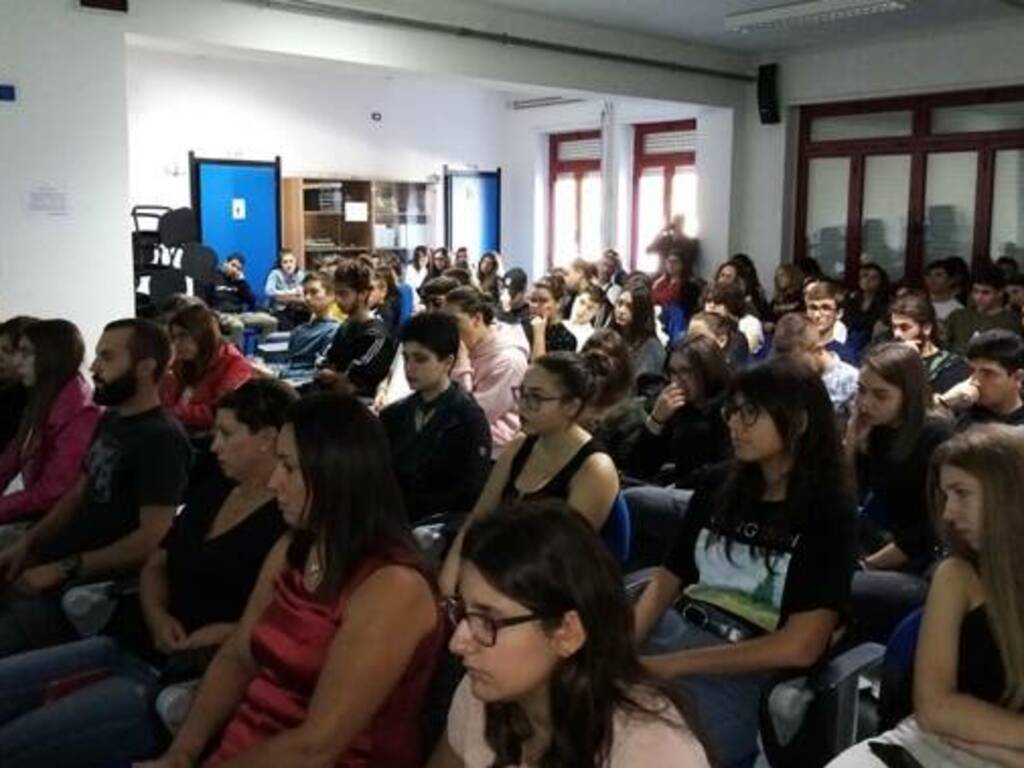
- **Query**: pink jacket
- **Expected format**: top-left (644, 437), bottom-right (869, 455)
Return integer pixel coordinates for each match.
top-left (468, 322), bottom-right (529, 456)
top-left (160, 343), bottom-right (254, 431)
top-left (0, 374), bottom-right (102, 524)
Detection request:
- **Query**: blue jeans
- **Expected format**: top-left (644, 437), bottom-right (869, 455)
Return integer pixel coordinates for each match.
top-left (644, 608), bottom-right (770, 768)
top-left (0, 635), bottom-right (165, 767)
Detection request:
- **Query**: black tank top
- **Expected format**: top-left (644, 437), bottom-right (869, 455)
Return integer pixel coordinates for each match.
top-left (957, 604), bottom-right (1007, 704)
top-left (503, 435), bottom-right (606, 506)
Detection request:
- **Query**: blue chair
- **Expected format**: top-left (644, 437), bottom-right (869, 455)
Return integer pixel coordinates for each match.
top-left (398, 283), bottom-right (415, 326)
top-left (879, 607), bottom-right (923, 730)
top-left (600, 493), bottom-right (632, 565)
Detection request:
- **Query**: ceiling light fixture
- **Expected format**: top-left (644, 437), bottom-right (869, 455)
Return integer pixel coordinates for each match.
top-left (725, 0), bottom-right (912, 32)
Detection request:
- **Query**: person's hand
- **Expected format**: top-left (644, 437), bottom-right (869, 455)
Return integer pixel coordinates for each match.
top-left (530, 315), bottom-right (548, 334)
top-left (16, 562), bottom-right (66, 594)
top-left (651, 383), bottom-right (687, 425)
top-left (0, 535), bottom-right (32, 583)
top-left (134, 749), bottom-right (195, 768)
top-left (950, 739), bottom-right (1024, 768)
top-left (316, 368), bottom-right (340, 386)
top-left (938, 379), bottom-right (980, 411)
top-left (150, 612), bottom-right (188, 655)
top-left (178, 622), bottom-right (233, 650)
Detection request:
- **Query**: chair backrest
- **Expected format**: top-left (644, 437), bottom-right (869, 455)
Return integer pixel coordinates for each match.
top-left (600, 493), bottom-right (632, 565)
top-left (143, 268), bottom-right (189, 305)
top-left (398, 283), bottom-right (415, 326)
top-left (159, 207), bottom-right (199, 247)
top-left (879, 607), bottom-right (923, 730)
top-left (180, 243), bottom-right (218, 287)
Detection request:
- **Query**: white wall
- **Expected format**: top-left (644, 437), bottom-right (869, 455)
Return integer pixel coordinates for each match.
top-left (127, 45), bottom-right (507, 246)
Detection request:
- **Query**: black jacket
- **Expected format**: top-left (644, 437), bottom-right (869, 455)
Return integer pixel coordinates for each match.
top-left (380, 384), bottom-right (492, 523)
top-left (322, 317), bottom-right (396, 398)
top-left (205, 273), bottom-right (256, 314)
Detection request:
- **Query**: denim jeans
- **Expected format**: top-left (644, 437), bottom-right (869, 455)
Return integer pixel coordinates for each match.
top-left (643, 608), bottom-right (770, 768)
top-left (0, 635), bottom-right (165, 767)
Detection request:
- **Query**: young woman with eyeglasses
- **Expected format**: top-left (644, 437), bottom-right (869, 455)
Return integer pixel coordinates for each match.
top-left (632, 359), bottom-right (857, 766)
top-left (429, 500), bottom-right (710, 768)
top-left (439, 353), bottom-right (620, 595)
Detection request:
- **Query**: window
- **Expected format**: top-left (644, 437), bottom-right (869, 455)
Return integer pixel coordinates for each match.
top-left (632, 120), bottom-right (697, 272)
top-left (796, 86), bottom-right (1024, 284)
top-left (548, 131), bottom-right (602, 268)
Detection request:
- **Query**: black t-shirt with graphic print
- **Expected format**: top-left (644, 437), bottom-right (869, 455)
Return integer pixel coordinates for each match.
top-left (38, 407), bottom-right (192, 562)
top-left (663, 464), bottom-right (856, 632)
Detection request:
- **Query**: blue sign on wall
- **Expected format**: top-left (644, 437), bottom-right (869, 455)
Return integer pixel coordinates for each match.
top-left (191, 156), bottom-right (281, 303)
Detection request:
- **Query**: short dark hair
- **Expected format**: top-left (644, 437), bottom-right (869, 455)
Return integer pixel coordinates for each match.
top-left (772, 312), bottom-right (816, 358)
top-left (706, 281), bottom-right (747, 319)
top-left (335, 259), bottom-right (373, 293)
top-left (302, 271), bottom-right (334, 292)
top-left (966, 330), bottom-right (1024, 373)
top-left (444, 286), bottom-right (497, 324)
top-left (225, 252), bottom-right (246, 267)
top-left (442, 267), bottom-right (473, 286)
top-left (217, 377), bottom-right (298, 432)
top-left (400, 312), bottom-right (460, 360)
top-left (502, 267), bottom-right (528, 295)
top-left (103, 318), bottom-right (173, 381)
top-left (972, 266), bottom-right (1006, 291)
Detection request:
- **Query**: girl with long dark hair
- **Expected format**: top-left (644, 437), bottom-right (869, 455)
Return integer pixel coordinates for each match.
top-left (160, 304), bottom-right (253, 432)
top-left (143, 393), bottom-right (444, 767)
top-left (406, 245), bottom-right (431, 294)
top-left (476, 251), bottom-right (502, 303)
top-left (610, 286), bottom-right (666, 389)
top-left (843, 262), bottom-right (891, 356)
top-left (829, 425), bottom-right (1024, 767)
top-left (634, 359), bottom-right (857, 766)
top-left (579, 329), bottom-right (646, 469)
top-left (0, 319), bottom-right (101, 524)
top-left (0, 317), bottom-right (36, 456)
top-left (430, 500), bottom-right (710, 768)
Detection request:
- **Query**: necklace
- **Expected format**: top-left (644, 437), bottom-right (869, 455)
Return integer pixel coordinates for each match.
top-left (304, 547), bottom-right (324, 590)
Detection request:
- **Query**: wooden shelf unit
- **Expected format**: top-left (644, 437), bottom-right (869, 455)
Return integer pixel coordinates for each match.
top-left (282, 176), bottom-right (435, 272)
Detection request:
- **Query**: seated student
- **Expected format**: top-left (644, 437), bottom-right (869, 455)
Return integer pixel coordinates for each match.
top-left (444, 287), bottom-right (530, 457)
top-left (773, 312), bottom-right (859, 417)
top-left (527, 277), bottom-right (578, 360)
top-left (705, 280), bottom-right (765, 357)
top-left (419, 275), bottom-right (462, 312)
top-left (625, 335), bottom-right (733, 490)
top-left (767, 263), bottom-right (805, 333)
top-left (475, 251), bottom-right (502, 303)
top-left (318, 258), bottom-right (398, 399)
top-left (946, 267), bottom-right (1020, 355)
top-left (283, 271), bottom-right (340, 371)
top-left (805, 278), bottom-right (857, 364)
top-left (843, 262), bottom-right (890, 356)
top-left (263, 249), bottom-right (307, 330)
top-left (142, 393), bottom-right (445, 768)
top-left (440, 353), bottom-right (620, 594)
top-left (161, 304), bottom-right (254, 433)
top-left (890, 291), bottom-right (971, 396)
top-left (829, 425), bottom-right (1024, 768)
top-left (940, 330), bottom-right (1024, 429)
top-left (0, 317), bottom-right (35, 456)
top-left (924, 258), bottom-right (965, 323)
top-left (370, 265), bottom-right (403, 339)
top-left (565, 284), bottom-right (603, 350)
top-left (0, 319), bottom-right (192, 658)
top-left (687, 311), bottom-right (750, 370)
top-left (633, 359), bottom-right (857, 766)
top-left (428, 247), bottom-right (452, 280)
top-left (1005, 272), bottom-right (1024, 318)
top-left (847, 343), bottom-right (953, 573)
top-left (0, 320), bottom-right (101, 524)
top-left (0, 378), bottom-right (294, 767)
top-left (498, 267), bottom-right (531, 326)
top-left (430, 500), bottom-right (710, 768)
top-left (380, 313), bottom-right (491, 523)
top-left (206, 253), bottom-right (279, 346)
top-left (610, 284), bottom-right (666, 389)
top-left (561, 257), bottom-right (596, 317)
top-left (578, 329), bottom-right (647, 469)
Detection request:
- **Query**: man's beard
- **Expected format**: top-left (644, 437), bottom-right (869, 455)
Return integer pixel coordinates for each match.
top-left (93, 369), bottom-right (138, 407)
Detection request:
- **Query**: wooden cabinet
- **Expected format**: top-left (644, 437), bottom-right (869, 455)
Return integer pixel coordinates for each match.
top-left (282, 177), bottom-right (436, 271)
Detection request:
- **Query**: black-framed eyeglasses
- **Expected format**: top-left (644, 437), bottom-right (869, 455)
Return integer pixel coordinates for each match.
top-left (721, 400), bottom-right (761, 428)
top-left (511, 386), bottom-right (565, 410)
top-left (443, 596), bottom-right (545, 647)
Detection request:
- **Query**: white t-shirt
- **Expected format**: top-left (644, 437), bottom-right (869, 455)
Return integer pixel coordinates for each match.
top-left (738, 314), bottom-right (765, 355)
top-left (446, 676), bottom-right (709, 767)
top-left (933, 297), bottom-right (964, 321)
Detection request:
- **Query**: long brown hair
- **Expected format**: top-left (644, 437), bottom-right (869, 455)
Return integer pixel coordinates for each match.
top-left (860, 342), bottom-right (933, 461)
top-left (930, 425), bottom-right (1024, 710)
top-left (16, 320), bottom-right (85, 456)
top-left (169, 304), bottom-right (222, 387)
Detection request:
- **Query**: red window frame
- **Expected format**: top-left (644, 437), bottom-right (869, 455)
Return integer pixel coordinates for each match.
top-left (795, 85), bottom-right (1024, 286)
top-left (631, 120), bottom-right (697, 269)
top-left (548, 130), bottom-right (601, 270)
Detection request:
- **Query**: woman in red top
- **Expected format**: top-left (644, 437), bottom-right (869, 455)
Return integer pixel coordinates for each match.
top-left (0, 319), bottom-right (101, 523)
top-left (141, 392), bottom-right (444, 768)
top-left (160, 304), bottom-right (253, 432)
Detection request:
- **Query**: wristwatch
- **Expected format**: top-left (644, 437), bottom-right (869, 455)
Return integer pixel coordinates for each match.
top-left (59, 554), bottom-right (83, 582)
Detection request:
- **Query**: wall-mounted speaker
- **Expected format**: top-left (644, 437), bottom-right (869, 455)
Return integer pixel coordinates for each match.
top-left (80, 0), bottom-right (129, 11)
top-left (758, 63), bottom-right (780, 125)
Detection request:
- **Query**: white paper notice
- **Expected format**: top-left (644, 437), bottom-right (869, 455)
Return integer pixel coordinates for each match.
top-left (27, 186), bottom-right (68, 217)
top-left (345, 201), bottom-right (369, 222)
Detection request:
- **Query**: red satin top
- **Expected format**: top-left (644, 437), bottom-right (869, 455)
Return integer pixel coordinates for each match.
top-left (208, 544), bottom-right (444, 767)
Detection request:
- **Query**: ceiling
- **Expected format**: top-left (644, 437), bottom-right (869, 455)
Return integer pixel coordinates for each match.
top-left (468, 0), bottom-right (1022, 52)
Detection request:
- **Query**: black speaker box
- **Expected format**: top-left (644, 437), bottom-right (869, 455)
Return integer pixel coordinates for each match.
top-left (80, 0), bottom-right (129, 11)
top-left (758, 63), bottom-right (780, 125)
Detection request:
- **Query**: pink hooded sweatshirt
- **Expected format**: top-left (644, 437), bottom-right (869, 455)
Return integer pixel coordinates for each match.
top-left (468, 322), bottom-right (529, 456)
top-left (0, 373), bottom-right (102, 524)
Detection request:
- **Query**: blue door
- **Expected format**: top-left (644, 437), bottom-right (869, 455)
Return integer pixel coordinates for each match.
top-left (445, 170), bottom-right (501, 257)
top-left (191, 155), bottom-right (281, 303)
